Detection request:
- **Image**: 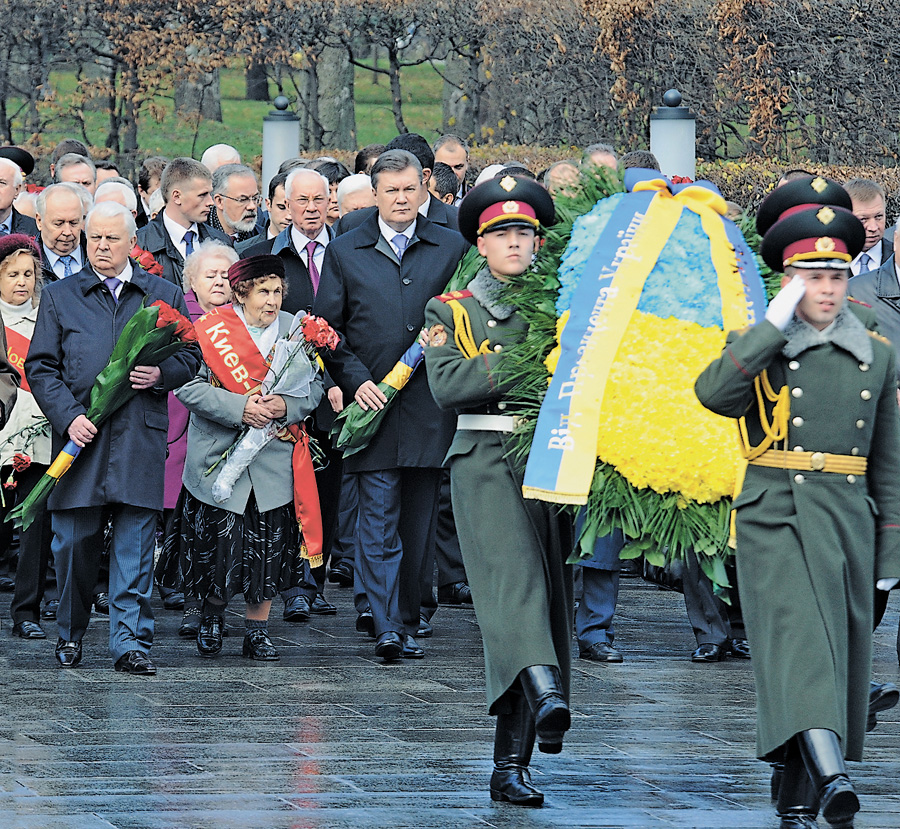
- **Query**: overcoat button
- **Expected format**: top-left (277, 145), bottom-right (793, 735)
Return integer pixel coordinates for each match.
top-left (493, 344), bottom-right (503, 353)
top-left (856, 419), bottom-right (865, 429)
top-left (794, 474), bottom-right (805, 484)
top-left (793, 446), bottom-right (804, 452)
top-left (847, 475), bottom-right (857, 484)
top-left (859, 363), bottom-right (869, 372)
top-left (402, 278), bottom-right (411, 285)
top-left (860, 390), bottom-right (872, 400)
top-left (497, 402), bottom-right (507, 411)
top-left (851, 447), bottom-right (859, 455)
top-left (487, 319), bottom-right (497, 328)
top-left (788, 361), bottom-right (800, 370)
top-left (791, 388), bottom-right (803, 398)
top-left (407, 324), bottom-right (415, 332)
top-left (792, 416), bottom-right (804, 427)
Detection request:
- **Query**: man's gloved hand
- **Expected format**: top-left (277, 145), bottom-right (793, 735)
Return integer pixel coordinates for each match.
top-left (765, 274), bottom-right (806, 331)
top-left (877, 578), bottom-right (899, 592)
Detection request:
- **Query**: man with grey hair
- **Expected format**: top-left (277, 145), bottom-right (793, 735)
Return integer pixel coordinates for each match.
top-left (200, 143), bottom-right (241, 173)
top-left (583, 142), bottom-right (618, 171)
top-left (316, 149), bottom-right (469, 661)
top-left (208, 163), bottom-right (261, 243)
top-left (94, 179), bottom-right (139, 217)
top-left (136, 157), bottom-right (231, 287)
top-left (26, 201), bottom-right (200, 676)
top-left (54, 153), bottom-right (97, 195)
top-left (336, 173), bottom-right (375, 217)
top-left (0, 147), bottom-right (37, 236)
top-left (35, 183), bottom-right (92, 284)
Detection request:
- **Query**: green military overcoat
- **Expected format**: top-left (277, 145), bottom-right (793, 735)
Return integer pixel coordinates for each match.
top-left (695, 309), bottom-right (900, 761)
top-left (423, 273), bottom-right (573, 714)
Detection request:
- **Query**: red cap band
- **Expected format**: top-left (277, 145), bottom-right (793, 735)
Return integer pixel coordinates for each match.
top-left (477, 200), bottom-right (539, 236)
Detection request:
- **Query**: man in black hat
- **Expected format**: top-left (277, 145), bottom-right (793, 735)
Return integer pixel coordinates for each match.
top-left (696, 177), bottom-right (900, 828)
top-left (423, 175), bottom-right (572, 808)
top-left (0, 147), bottom-right (37, 237)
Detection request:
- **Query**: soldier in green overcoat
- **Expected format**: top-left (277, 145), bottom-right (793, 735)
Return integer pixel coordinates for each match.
top-left (696, 178), bottom-right (900, 829)
top-left (423, 176), bottom-right (573, 808)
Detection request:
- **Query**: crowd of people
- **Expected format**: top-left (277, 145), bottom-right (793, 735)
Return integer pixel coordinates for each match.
top-left (0, 133), bottom-right (899, 825)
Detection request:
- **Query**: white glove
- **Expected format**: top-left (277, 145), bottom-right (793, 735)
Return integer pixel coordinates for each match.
top-left (765, 274), bottom-right (806, 331)
top-left (877, 578), bottom-right (899, 591)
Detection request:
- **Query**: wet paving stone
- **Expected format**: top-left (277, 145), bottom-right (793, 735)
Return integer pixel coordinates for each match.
top-left (2, 579), bottom-right (899, 827)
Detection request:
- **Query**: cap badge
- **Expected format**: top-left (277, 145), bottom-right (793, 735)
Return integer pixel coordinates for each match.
top-left (815, 236), bottom-right (836, 252)
top-left (811, 177), bottom-right (828, 194)
top-left (502, 200), bottom-right (520, 214)
top-left (499, 176), bottom-right (517, 192)
top-left (816, 206), bottom-right (835, 225)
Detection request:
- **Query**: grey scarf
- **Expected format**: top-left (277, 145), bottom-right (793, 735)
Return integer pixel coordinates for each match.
top-left (468, 268), bottom-right (517, 320)
top-left (782, 305), bottom-right (874, 365)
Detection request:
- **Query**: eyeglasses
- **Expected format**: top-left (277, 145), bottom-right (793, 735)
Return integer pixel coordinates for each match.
top-left (291, 196), bottom-right (327, 208)
top-left (220, 194), bottom-right (261, 206)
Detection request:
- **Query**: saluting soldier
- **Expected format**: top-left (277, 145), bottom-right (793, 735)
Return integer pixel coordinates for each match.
top-left (423, 176), bottom-right (572, 808)
top-left (696, 178), bottom-right (900, 829)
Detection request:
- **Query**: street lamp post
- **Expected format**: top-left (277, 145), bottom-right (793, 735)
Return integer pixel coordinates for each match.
top-left (650, 89), bottom-right (696, 181)
top-left (262, 96), bottom-right (300, 197)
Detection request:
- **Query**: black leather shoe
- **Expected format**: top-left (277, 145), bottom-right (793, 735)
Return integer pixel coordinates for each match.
top-left (283, 595), bottom-right (311, 623)
top-left (310, 594), bottom-right (337, 615)
top-left (580, 641), bottom-right (623, 663)
top-left (356, 607), bottom-right (375, 637)
top-left (327, 560), bottom-right (353, 587)
top-left (178, 607), bottom-right (202, 638)
top-left (490, 766), bottom-right (544, 807)
top-left (729, 638), bottom-right (752, 659)
top-left (691, 643), bottom-right (727, 663)
top-left (0, 575), bottom-right (15, 591)
top-left (41, 600), bottom-right (59, 621)
top-left (402, 635), bottom-right (425, 659)
top-left (162, 591), bottom-right (185, 610)
top-left (93, 592), bottom-right (110, 615)
top-left (417, 614), bottom-right (433, 638)
top-left (777, 812), bottom-right (818, 828)
top-left (197, 615), bottom-right (224, 657)
top-left (115, 650), bottom-right (157, 675)
top-left (437, 581), bottom-right (473, 605)
top-left (374, 631), bottom-right (403, 661)
top-left (242, 630), bottom-right (280, 661)
top-left (55, 638), bottom-right (82, 668)
top-left (867, 681), bottom-right (899, 732)
top-left (13, 620), bottom-right (47, 639)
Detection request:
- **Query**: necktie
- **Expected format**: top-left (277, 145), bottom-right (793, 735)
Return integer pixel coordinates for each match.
top-left (0, 226), bottom-right (8, 238)
top-left (183, 230), bottom-right (196, 257)
top-left (305, 241), bottom-right (320, 295)
top-left (60, 255), bottom-right (76, 278)
top-left (392, 234), bottom-right (409, 261)
top-left (858, 252), bottom-right (872, 275)
top-left (104, 276), bottom-right (122, 303)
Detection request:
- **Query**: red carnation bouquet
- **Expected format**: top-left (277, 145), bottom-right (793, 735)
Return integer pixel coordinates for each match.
top-left (8, 299), bottom-right (197, 530)
top-left (131, 244), bottom-right (165, 278)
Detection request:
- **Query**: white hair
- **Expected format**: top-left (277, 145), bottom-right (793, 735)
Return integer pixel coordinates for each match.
top-left (0, 158), bottom-right (23, 187)
top-left (35, 182), bottom-right (93, 218)
top-left (336, 174), bottom-right (372, 210)
top-left (182, 239), bottom-right (238, 293)
top-left (94, 181), bottom-right (138, 213)
top-left (474, 164), bottom-right (506, 187)
top-left (285, 168), bottom-right (329, 201)
top-left (85, 200), bottom-right (137, 238)
top-left (200, 143), bottom-right (241, 172)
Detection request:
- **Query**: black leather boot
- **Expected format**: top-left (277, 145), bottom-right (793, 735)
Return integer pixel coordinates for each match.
top-left (489, 692), bottom-right (543, 806)
top-left (797, 729), bottom-right (859, 828)
top-left (519, 665), bottom-right (570, 754)
top-left (776, 738), bottom-right (819, 828)
top-left (771, 762), bottom-right (784, 802)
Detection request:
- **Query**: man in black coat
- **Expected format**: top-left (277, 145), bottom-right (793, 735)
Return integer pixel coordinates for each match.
top-left (135, 157), bottom-right (231, 288)
top-left (315, 150), bottom-right (469, 661)
top-left (0, 148), bottom-right (37, 237)
top-left (26, 202), bottom-right (201, 675)
top-left (35, 183), bottom-right (90, 284)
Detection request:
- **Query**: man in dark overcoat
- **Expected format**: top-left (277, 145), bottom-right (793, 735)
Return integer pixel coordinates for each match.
top-left (314, 150), bottom-right (468, 661)
top-left (135, 157), bottom-right (231, 288)
top-left (26, 202), bottom-right (200, 675)
top-left (696, 178), bottom-right (900, 828)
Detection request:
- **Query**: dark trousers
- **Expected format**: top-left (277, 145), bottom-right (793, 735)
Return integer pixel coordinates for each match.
top-left (421, 470), bottom-right (467, 620)
top-left (4, 463), bottom-right (52, 623)
top-left (331, 470), bottom-right (358, 569)
top-left (53, 505), bottom-right (156, 660)
top-left (354, 467), bottom-right (441, 638)
top-left (574, 530), bottom-right (624, 648)
top-left (681, 553), bottom-right (744, 646)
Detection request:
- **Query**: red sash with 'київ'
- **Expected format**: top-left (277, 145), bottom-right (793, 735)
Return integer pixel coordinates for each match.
top-left (5, 326), bottom-right (31, 393)
top-left (193, 305), bottom-right (323, 567)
